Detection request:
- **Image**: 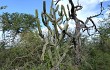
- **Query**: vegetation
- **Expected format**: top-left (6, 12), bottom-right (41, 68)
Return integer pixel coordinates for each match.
top-left (0, 0), bottom-right (110, 70)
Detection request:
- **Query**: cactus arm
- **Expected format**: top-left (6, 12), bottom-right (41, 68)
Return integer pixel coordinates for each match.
top-left (35, 10), bottom-right (44, 38)
top-left (61, 5), bottom-right (68, 20)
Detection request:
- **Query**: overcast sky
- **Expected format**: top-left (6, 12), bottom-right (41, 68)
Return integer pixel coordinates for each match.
top-left (55, 0), bottom-right (110, 33)
top-left (0, 0), bottom-right (110, 40)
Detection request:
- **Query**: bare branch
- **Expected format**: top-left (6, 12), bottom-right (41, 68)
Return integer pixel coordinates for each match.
top-left (55, 0), bottom-right (61, 5)
top-left (75, 6), bottom-right (83, 11)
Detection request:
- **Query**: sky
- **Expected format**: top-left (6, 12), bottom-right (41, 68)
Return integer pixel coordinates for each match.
top-left (0, 0), bottom-right (52, 14)
top-left (55, 0), bottom-right (110, 33)
top-left (0, 0), bottom-right (110, 40)
top-left (0, 0), bottom-right (52, 40)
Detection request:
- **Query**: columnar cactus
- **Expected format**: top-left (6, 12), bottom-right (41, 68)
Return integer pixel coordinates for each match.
top-left (35, 0), bottom-right (103, 69)
top-left (35, 0), bottom-right (70, 69)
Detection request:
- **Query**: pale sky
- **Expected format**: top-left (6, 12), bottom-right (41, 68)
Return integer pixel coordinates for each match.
top-left (42, 0), bottom-right (110, 35)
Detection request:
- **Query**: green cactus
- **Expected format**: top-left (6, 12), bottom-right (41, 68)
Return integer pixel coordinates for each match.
top-left (35, 0), bottom-right (71, 69)
top-left (35, 10), bottom-right (44, 38)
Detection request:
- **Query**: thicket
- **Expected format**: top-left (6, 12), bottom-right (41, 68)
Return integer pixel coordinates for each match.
top-left (0, 0), bottom-right (110, 70)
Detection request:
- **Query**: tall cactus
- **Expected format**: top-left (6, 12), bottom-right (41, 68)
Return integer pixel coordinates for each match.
top-left (35, 0), bottom-right (70, 69)
top-left (35, 0), bottom-right (103, 70)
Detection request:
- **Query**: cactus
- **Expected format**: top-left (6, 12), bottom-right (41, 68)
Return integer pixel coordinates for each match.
top-left (35, 0), bottom-right (103, 69)
top-left (35, 10), bottom-right (44, 38)
top-left (35, 0), bottom-right (71, 69)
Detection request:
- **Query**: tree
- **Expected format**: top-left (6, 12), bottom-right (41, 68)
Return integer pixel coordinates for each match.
top-left (0, 6), bottom-right (7, 10)
top-left (1, 12), bottom-right (36, 46)
top-left (99, 9), bottom-right (110, 52)
top-left (80, 6), bottom-right (110, 70)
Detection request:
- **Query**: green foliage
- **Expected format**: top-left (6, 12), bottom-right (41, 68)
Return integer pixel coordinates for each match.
top-left (0, 31), bottom-right (43, 70)
top-left (0, 1), bottom-right (110, 70)
top-left (80, 11), bottom-right (110, 70)
top-left (0, 6), bottom-right (7, 10)
top-left (80, 46), bottom-right (110, 70)
top-left (1, 12), bottom-right (37, 45)
top-left (1, 12), bottom-right (36, 33)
